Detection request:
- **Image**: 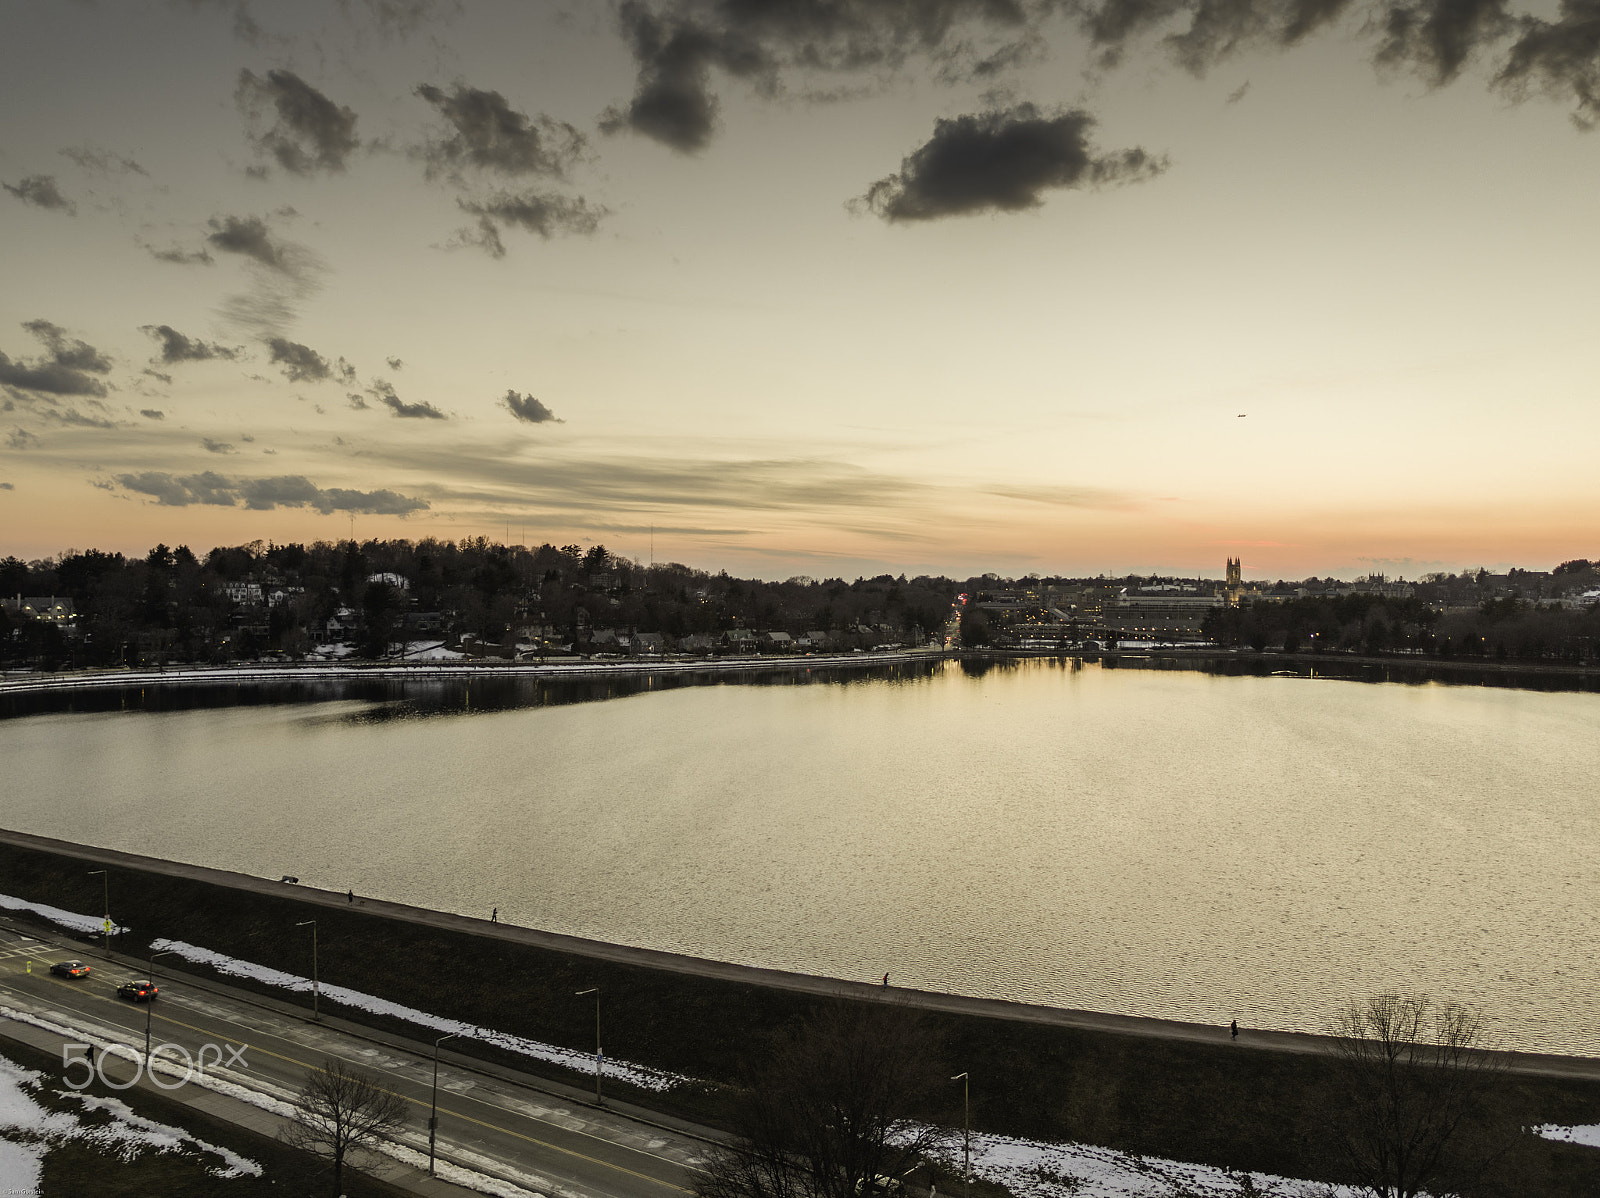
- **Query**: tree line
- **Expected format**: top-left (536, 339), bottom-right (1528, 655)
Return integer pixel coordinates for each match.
top-left (0, 538), bottom-right (958, 668)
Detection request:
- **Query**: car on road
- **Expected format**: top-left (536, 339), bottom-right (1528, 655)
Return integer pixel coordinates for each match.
top-left (117, 979), bottom-right (159, 1002)
top-left (49, 960), bottom-right (90, 978)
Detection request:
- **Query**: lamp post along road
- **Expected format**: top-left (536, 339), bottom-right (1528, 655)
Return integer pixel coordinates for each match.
top-left (428, 1031), bottom-right (459, 1175)
top-left (294, 920), bottom-right (319, 1020)
top-left (87, 870), bottom-right (109, 953)
top-left (145, 950), bottom-right (174, 1064)
top-left (576, 988), bottom-right (602, 1105)
top-left (951, 1072), bottom-right (970, 1198)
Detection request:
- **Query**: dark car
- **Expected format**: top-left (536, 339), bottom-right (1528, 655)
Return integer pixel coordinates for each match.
top-left (117, 979), bottom-right (159, 1002)
top-left (50, 960), bottom-right (90, 979)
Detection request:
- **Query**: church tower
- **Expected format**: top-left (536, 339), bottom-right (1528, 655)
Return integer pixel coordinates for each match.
top-left (1225, 557), bottom-right (1242, 606)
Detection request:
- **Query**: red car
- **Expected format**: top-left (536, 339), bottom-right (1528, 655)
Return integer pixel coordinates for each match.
top-left (50, 960), bottom-right (90, 979)
top-left (117, 979), bottom-right (159, 1002)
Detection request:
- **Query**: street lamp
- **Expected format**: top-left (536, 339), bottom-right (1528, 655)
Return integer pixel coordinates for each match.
top-left (429, 1031), bottom-right (459, 1175)
top-left (294, 920), bottom-right (320, 1020)
top-left (575, 988), bottom-right (602, 1105)
top-left (146, 949), bottom-right (174, 1065)
top-left (951, 1072), bottom-right (970, 1198)
top-left (87, 870), bottom-right (109, 953)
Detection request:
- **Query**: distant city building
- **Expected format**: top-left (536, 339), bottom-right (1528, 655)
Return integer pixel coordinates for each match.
top-left (1225, 558), bottom-right (1243, 607)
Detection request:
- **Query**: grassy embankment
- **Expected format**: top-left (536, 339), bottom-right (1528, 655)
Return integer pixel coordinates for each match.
top-left (4, 838), bottom-right (1600, 1196)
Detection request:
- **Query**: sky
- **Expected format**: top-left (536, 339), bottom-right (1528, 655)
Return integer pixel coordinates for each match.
top-left (1, 0), bottom-right (1597, 581)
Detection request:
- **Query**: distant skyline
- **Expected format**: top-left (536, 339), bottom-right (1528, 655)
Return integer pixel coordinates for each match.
top-left (3, 0), bottom-right (1597, 580)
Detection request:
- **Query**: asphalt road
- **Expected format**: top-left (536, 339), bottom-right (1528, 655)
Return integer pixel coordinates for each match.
top-left (0, 922), bottom-right (709, 1198)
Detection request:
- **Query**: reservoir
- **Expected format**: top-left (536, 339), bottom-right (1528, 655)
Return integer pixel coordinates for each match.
top-left (2, 658), bottom-right (1597, 1055)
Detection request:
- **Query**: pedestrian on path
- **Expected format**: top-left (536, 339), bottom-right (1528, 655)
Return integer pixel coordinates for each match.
top-left (1230, 1019), bottom-right (1238, 1040)
top-left (882, 972), bottom-right (889, 987)
top-left (492, 907), bottom-right (498, 923)
top-left (347, 889), bottom-right (354, 904)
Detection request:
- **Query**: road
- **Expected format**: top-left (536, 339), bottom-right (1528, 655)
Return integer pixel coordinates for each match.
top-left (0, 920), bottom-right (711, 1197)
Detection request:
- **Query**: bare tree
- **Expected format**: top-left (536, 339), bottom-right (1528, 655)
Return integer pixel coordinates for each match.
top-left (281, 1056), bottom-right (409, 1196)
top-left (1326, 993), bottom-right (1505, 1198)
top-left (694, 1003), bottom-right (947, 1198)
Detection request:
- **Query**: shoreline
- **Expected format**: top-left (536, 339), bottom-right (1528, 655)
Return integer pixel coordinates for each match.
top-left (0, 647), bottom-right (949, 695)
top-left (4, 644), bottom-right (1600, 698)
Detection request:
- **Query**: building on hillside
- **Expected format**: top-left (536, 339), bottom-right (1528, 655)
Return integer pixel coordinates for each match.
top-left (8, 597), bottom-right (76, 622)
top-left (1102, 593), bottom-right (1224, 640)
top-left (1225, 558), bottom-right (1243, 607)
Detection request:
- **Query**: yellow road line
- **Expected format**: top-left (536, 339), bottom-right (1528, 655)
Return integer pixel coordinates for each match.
top-left (0, 972), bottom-right (690, 1192)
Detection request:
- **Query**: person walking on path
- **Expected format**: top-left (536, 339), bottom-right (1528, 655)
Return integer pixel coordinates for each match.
top-left (882, 973), bottom-right (889, 987)
top-left (1230, 1019), bottom-right (1238, 1040)
top-left (347, 889), bottom-right (354, 904)
top-left (492, 907), bottom-right (498, 923)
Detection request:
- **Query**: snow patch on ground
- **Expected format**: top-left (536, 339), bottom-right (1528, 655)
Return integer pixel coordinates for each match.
top-left (0, 1046), bottom-right (259, 1182)
top-left (150, 938), bottom-right (688, 1092)
top-left (0, 893), bottom-right (128, 937)
top-left (1537, 1124), bottom-right (1600, 1148)
top-left (400, 641), bottom-right (466, 660)
top-left (939, 1128), bottom-right (1357, 1198)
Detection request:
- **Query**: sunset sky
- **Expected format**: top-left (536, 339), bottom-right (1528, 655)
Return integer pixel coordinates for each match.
top-left (2, 0), bottom-right (1597, 580)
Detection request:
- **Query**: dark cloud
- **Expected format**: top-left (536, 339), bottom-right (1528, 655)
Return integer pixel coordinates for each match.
top-left (454, 191), bottom-right (607, 257)
top-left (141, 325), bottom-right (240, 364)
top-left (601, 0), bottom-right (1036, 153)
top-left (860, 104), bottom-right (1167, 222)
top-left (114, 470), bottom-right (428, 515)
top-left (59, 146), bottom-right (147, 176)
top-left (267, 337), bottom-right (333, 382)
top-left (236, 69), bottom-right (360, 175)
top-left (1076, 0), bottom-right (1357, 72)
top-left (142, 369), bottom-right (174, 385)
top-left (205, 214), bottom-right (326, 334)
top-left (7, 428), bottom-right (40, 451)
top-left (148, 244), bottom-right (216, 266)
top-left (347, 391), bottom-right (370, 410)
top-left (207, 214), bottom-right (292, 270)
top-left (1375, 0), bottom-right (1513, 85)
top-left (1226, 80), bottom-right (1252, 102)
top-left (0, 482), bottom-right (12, 490)
top-left (2, 175), bottom-right (76, 214)
top-left (0, 320), bottom-right (113, 398)
top-left (600, 2), bottom-right (772, 153)
top-left (202, 438), bottom-right (237, 454)
top-left (1496, 0), bottom-right (1600, 127)
top-left (140, 409), bottom-right (166, 420)
top-left (415, 83), bottom-right (585, 179)
top-left (502, 390), bottom-right (562, 423)
top-left (369, 379), bottom-right (446, 419)
top-left (387, 356), bottom-right (404, 370)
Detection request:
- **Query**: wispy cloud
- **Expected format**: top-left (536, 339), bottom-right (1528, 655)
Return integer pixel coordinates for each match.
top-left (113, 470), bottom-right (429, 515)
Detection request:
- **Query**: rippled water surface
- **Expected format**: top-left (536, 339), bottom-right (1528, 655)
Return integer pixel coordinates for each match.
top-left (4, 659), bottom-right (1598, 1054)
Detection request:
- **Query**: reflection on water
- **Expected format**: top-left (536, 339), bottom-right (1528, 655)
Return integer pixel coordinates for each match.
top-left (3, 657), bottom-right (1598, 1056)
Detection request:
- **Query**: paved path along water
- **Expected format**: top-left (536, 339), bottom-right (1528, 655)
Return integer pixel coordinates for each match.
top-left (6, 828), bottom-right (1598, 1085)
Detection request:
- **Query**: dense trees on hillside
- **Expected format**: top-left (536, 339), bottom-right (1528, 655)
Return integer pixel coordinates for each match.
top-left (0, 538), bottom-right (958, 668)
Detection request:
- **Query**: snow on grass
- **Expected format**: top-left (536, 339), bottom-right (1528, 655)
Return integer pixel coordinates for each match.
top-left (1536, 1124), bottom-right (1600, 1148)
top-left (0, 1045), bottom-right (260, 1181)
top-left (150, 937), bottom-right (688, 1092)
top-left (936, 1128), bottom-right (1356, 1198)
top-left (0, 893), bottom-right (127, 937)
